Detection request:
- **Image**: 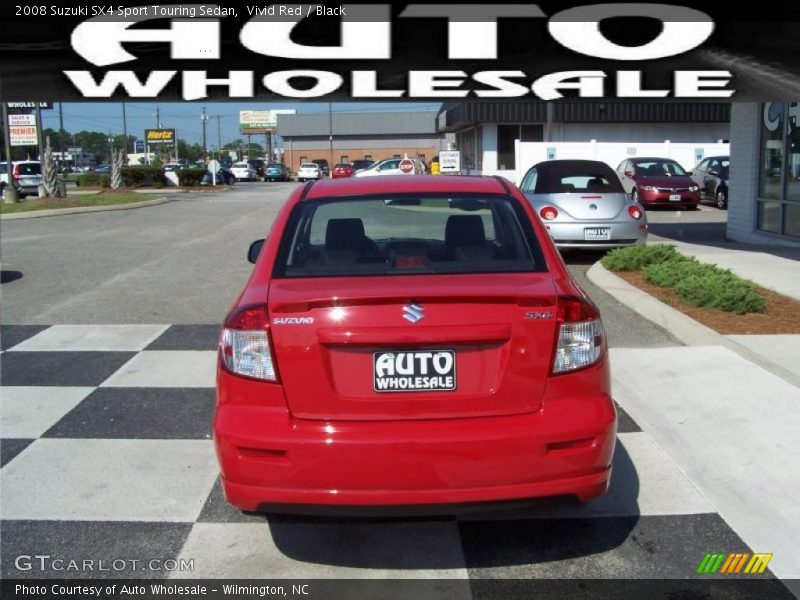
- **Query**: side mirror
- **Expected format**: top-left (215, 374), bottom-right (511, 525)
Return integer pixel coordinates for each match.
top-left (709, 170), bottom-right (720, 177)
top-left (624, 170), bottom-right (634, 177)
top-left (248, 239), bottom-right (265, 264)
top-left (686, 171), bottom-right (693, 176)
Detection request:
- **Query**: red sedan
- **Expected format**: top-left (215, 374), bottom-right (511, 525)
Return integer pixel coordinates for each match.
top-left (214, 176), bottom-right (617, 511)
top-left (616, 157), bottom-right (700, 209)
top-left (332, 163), bottom-right (354, 178)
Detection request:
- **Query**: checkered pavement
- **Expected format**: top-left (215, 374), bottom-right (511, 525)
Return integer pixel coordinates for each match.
top-left (0, 324), bottom-right (770, 584)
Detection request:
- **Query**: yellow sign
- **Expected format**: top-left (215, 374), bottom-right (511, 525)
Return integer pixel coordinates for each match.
top-left (144, 129), bottom-right (176, 144)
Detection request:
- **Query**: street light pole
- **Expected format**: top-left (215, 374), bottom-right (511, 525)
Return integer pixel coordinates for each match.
top-left (201, 107), bottom-right (208, 156)
top-left (328, 102), bottom-right (333, 178)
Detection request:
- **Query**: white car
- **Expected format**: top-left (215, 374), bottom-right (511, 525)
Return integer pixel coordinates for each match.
top-left (297, 162), bottom-right (321, 182)
top-left (353, 158), bottom-right (424, 177)
top-left (230, 162), bottom-right (258, 181)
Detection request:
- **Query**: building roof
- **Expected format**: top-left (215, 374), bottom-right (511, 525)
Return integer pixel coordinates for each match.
top-left (277, 111), bottom-right (439, 138)
top-left (437, 101), bottom-right (731, 131)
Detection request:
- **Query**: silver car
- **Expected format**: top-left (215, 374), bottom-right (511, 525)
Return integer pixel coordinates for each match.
top-left (520, 159), bottom-right (647, 250)
top-left (0, 160), bottom-right (43, 199)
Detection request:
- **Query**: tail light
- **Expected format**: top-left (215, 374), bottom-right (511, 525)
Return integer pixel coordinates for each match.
top-left (12, 164), bottom-right (21, 183)
top-left (627, 205), bottom-right (643, 220)
top-left (540, 206), bottom-right (559, 220)
top-left (552, 296), bottom-right (605, 375)
top-left (220, 305), bottom-right (278, 381)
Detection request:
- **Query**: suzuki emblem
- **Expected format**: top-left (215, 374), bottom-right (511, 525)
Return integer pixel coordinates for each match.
top-left (403, 303), bottom-right (425, 323)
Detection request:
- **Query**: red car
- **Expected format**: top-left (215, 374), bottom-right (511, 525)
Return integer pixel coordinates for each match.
top-left (332, 163), bottom-right (354, 178)
top-left (616, 157), bottom-right (700, 209)
top-left (214, 176), bottom-right (617, 511)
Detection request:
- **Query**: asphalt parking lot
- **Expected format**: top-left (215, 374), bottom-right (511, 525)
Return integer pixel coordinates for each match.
top-left (0, 183), bottom-right (792, 592)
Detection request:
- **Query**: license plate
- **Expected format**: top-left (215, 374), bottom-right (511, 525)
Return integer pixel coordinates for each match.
top-left (670, 194), bottom-right (682, 201)
top-left (584, 227), bottom-right (610, 241)
top-left (373, 350), bottom-right (456, 392)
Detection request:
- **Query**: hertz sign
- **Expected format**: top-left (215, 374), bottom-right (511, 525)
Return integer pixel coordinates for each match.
top-left (144, 129), bottom-right (175, 145)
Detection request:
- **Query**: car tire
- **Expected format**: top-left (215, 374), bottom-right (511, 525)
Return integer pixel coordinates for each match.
top-left (716, 188), bottom-right (728, 210)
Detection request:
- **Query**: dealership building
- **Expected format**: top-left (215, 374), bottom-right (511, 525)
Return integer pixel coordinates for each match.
top-left (276, 110), bottom-right (453, 172)
top-left (727, 102), bottom-right (800, 246)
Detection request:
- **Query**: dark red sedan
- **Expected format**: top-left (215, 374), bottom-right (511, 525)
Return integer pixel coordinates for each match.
top-left (616, 157), bottom-right (700, 209)
top-left (214, 176), bottom-right (616, 511)
top-left (332, 163), bottom-right (354, 178)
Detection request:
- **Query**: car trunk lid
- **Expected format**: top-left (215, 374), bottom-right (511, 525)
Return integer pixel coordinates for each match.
top-left (268, 273), bottom-right (558, 421)
top-left (528, 192), bottom-right (629, 220)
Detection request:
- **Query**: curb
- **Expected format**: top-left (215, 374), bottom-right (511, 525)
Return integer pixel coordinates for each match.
top-left (587, 261), bottom-right (800, 389)
top-left (0, 197), bottom-right (169, 220)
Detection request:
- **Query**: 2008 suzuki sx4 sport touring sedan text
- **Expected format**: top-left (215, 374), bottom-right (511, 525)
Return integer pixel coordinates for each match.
top-left (214, 175), bottom-right (617, 511)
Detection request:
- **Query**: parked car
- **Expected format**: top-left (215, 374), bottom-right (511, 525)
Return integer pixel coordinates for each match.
top-left (691, 156), bottom-right (729, 209)
top-left (351, 159), bottom-right (374, 173)
top-left (248, 159), bottom-right (267, 179)
top-left (93, 164), bottom-right (112, 174)
top-left (297, 162), bottom-right (322, 181)
top-left (311, 159), bottom-right (330, 177)
top-left (353, 158), bottom-right (403, 177)
top-left (521, 159), bottom-right (647, 249)
top-left (0, 160), bottom-right (43, 198)
top-left (201, 168), bottom-right (236, 186)
top-left (214, 175), bottom-right (616, 511)
top-left (264, 163), bottom-right (292, 182)
top-left (163, 163), bottom-right (185, 172)
top-left (332, 163), bottom-right (354, 178)
top-left (616, 157), bottom-right (700, 209)
top-left (230, 162), bottom-right (258, 182)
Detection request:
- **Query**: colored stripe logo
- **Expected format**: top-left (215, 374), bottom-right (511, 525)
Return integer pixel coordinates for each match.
top-left (697, 552), bottom-right (773, 574)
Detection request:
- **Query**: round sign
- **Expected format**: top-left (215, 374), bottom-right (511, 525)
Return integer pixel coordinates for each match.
top-left (399, 158), bottom-right (415, 175)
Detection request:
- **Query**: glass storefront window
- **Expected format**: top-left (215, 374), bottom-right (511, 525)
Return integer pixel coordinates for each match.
top-left (497, 125), bottom-right (517, 171)
top-left (757, 201), bottom-right (781, 233)
top-left (787, 102), bottom-right (800, 202)
top-left (759, 103), bottom-right (784, 201)
top-left (785, 204), bottom-right (800, 237)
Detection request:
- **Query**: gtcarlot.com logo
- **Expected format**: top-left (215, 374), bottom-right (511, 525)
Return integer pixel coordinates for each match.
top-left (697, 552), bottom-right (773, 575)
top-left (14, 555), bottom-right (194, 573)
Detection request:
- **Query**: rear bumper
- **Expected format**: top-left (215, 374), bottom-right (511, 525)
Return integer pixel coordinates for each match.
top-left (546, 220), bottom-right (647, 249)
top-left (214, 391), bottom-right (617, 510)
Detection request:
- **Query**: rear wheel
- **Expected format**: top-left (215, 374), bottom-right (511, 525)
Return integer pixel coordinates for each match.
top-left (716, 188), bottom-right (728, 210)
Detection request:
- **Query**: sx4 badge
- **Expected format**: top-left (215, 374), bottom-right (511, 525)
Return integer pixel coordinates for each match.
top-left (63, 4), bottom-right (733, 100)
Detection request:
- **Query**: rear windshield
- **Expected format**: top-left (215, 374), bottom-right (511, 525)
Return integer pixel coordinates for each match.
top-left (528, 163), bottom-right (625, 194)
top-left (274, 195), bottom-right (545, 278)
top-left (8, 163), bottom-right (41, 175)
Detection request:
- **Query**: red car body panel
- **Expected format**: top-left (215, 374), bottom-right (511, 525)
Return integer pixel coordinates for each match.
top-left (214, 176), bottom-right (616, 510)
top-left (621, 168), bottom-right (699, 209)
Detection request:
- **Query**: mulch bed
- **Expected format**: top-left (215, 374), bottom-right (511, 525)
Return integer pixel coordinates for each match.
top-left (616, 270), bottom-right (800, 335)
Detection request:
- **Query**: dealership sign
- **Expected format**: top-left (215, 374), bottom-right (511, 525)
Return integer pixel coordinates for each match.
top-left (10, 125), bottom-right (38, 146)
top-left (61, 5), bottom-right (733, 100)
top-left (7, 102), bottom-right (52, 109)
top-left (239, 110), bottom-right (296, 134)
top-left (8, 114), bottom-right (36, 126)
top-left (144, 129), bottom-right (175, 145)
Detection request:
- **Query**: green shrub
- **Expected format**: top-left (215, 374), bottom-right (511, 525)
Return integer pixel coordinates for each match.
top-left (176, 169), bottom-right (205, 187)
top-left (675, 271), bottom-right (766, 314)
top-left (643, 259), bottom-right (716, 288)
top-left (76, 173), bottom-right (109, 187)
top-left (120, 167), bottom-right (167, 187)
top-left (601, 244), bottom-right (682, 272)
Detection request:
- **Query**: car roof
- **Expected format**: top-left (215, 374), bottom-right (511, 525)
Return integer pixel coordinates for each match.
top-left (302, 175), bottom-right (509, 200)
top-left (630, 157), bottom-right (681, 162)
top-left (533, 159), bottom-right (611, 170)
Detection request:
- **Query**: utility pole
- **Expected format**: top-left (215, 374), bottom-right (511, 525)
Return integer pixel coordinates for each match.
top-left (155, 104), bottom-right (161, 128)
top-left (216, 115), bottom-right (222, 159)
top-left (201, 106), bottom-right (208, 155)
top-left (35, 104), bottom-right (44, 160)
top-left (2, 102), bottom-right (18, 203)
top-left (122, 102), bottom-right (128, 154)
top-left (328, 101), bottom-right (333, 177)
top-left (58, 102), bottom-right (65, 160)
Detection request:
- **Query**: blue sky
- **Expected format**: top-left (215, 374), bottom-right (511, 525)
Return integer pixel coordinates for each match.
top-left (39, 102), bottom-right (442, 148)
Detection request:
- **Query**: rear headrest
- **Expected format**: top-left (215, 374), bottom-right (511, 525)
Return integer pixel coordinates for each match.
top-left (325, 218), bottom-right (366, 252)
top-left (445, 215), bottom-right (486, 249)
top-left (587, 177), bottom-right (607, 192)
top-left (559, 183), bottom-right (576, 193)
